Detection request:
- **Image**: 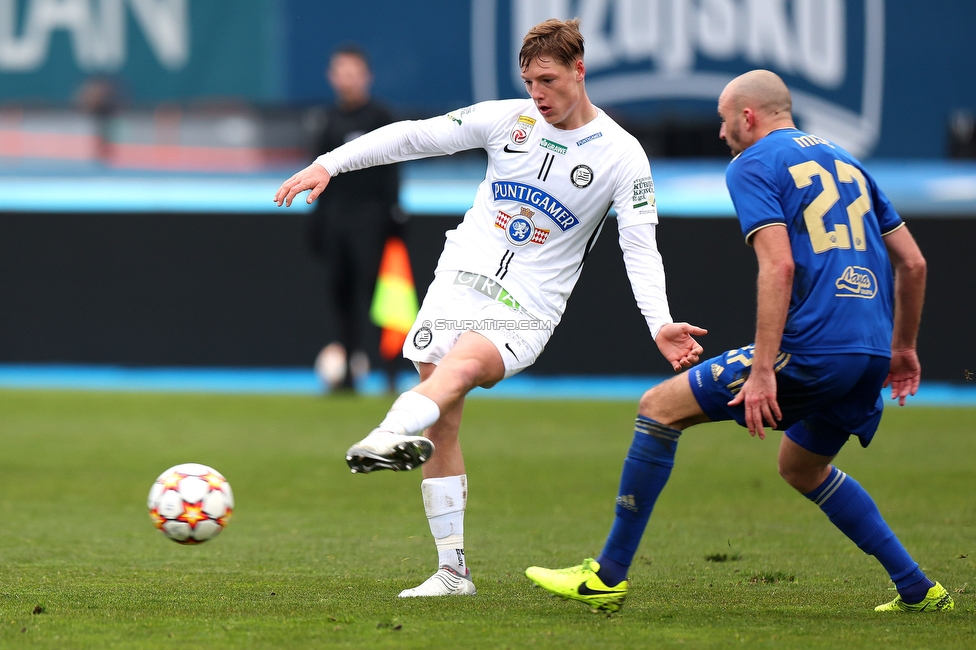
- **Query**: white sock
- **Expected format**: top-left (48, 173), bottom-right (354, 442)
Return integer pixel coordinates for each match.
top-left (378, 391), bottom-right (440, 436)
top-left (421, 475), bottom-right (467, 574)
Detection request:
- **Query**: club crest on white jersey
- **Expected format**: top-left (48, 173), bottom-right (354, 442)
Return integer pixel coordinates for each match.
top-left (570, 164), bottom-right (593, 188)
top-left (495, 208), bottom-right (550, 246)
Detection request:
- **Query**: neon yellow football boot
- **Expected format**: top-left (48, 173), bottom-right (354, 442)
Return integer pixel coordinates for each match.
top-left (525, 558), bottom-right (627, 613)
top-left (875, 581), bottom-right (954, 612)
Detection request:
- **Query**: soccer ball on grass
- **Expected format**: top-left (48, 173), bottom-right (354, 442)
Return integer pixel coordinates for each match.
top-left (147, 463), bottom-right (234, 544)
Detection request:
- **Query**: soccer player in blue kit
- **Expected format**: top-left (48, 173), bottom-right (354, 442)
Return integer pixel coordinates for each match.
top-left (526, 70), bottom-right (953, 614)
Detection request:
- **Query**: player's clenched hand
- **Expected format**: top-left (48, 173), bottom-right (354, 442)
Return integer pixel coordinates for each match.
top-left (274, 163), bottom-right (332, 207)
top-left (884, 347), bottom-right (921, 406)
top-left (728, 367), bottom-right (780, 440)
top-left (655, 322), bottom-right (707, 372)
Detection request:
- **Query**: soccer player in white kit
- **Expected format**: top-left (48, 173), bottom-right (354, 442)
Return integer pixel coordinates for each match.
top-left (275, 18), bottom-right (706, 597)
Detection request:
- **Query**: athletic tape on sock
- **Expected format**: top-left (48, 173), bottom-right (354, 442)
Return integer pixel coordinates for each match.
top-left (423, 475), bottom-right (467, 539)
top-left (422, 475), bottom-right (467, 517)
top-left (434, 533), bottom-right (464, 552)
top-left (379, 390), bottom-right (441, 435)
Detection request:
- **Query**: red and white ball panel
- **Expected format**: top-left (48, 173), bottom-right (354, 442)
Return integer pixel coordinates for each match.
top-left (147, 463), bottom-right (233, 545)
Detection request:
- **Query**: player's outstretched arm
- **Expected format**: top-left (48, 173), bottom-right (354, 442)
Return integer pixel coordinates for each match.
top-left (274, 163), bottom-right (332, 207)
top-left (882, 225), bottom-right (926, 405)
top-left (655, 322), bottom-right (707, 372)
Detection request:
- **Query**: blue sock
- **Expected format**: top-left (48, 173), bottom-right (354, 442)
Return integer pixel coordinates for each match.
top-left (805, 466), bottom-right (934, 602)
top-left (596, 415), bottom-right (680, 587)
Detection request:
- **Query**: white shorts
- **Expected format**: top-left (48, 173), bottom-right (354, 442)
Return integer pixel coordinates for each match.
top-left (402, 271), bottom-right (555, 379)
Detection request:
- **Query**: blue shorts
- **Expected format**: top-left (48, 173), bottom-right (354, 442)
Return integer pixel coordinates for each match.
top-left (687, 345), bottom-right (889, 457)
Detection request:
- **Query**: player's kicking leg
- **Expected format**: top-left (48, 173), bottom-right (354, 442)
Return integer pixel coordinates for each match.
top-left (344, 353), bottom-right (463, 474)
top-left (344, 394), bottom-right (438, 473)
top-left (526, 372), bottom-right (708, 612)
top-left (346, 331), bottom-right (503, 473)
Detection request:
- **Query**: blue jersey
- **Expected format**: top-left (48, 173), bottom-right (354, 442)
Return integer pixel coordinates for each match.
top-left (726, 128), bottom-right (902, 357)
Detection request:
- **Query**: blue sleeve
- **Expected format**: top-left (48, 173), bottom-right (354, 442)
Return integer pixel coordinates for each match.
top-left (726, 154), bottom-right (786, 243)
top-left (869, 178), bottom-right (904, 234)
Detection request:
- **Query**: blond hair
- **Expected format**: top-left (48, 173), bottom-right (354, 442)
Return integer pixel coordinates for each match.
top-left (519, 18), bottom-right (584, 70)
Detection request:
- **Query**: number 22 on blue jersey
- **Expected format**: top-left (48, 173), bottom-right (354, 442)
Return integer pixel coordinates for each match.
top-left (788, 159), bottom-right (871, 254)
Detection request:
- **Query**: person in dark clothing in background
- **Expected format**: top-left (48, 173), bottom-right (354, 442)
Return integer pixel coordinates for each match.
top-left (308, 45), bottom-right (402, 391)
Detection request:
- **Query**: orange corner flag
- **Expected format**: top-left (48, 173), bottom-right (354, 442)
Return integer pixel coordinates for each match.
top-left (371, 236), bottom-right (419, 360)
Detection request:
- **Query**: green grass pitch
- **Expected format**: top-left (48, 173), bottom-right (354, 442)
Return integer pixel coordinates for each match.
top-left (0, 389), bottom-right (973, 648)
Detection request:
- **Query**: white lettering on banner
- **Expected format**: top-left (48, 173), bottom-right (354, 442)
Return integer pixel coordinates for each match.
top-left (698, 0), bottom-right (737, 60)
top-left (512, 0), bottom-right (845, 89)
top-left (0, 0), bottom-right (188, 72)
top-left (794, 0), bottom-right (846, 87)
top-left (478, 0), bottom-right (883, 156)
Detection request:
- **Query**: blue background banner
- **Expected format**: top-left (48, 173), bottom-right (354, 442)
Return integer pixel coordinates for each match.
top-left (1, 1), bottom-right (974, 158)
top-left (0, 0), bottom-right (284, 102)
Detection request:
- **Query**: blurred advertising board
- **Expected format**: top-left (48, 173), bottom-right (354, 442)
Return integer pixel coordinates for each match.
top-left (0, 0), bottom-right (974, 158)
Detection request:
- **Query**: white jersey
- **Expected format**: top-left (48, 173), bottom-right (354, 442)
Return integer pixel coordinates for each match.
top-left (317, 98), bottom-right (672, 334)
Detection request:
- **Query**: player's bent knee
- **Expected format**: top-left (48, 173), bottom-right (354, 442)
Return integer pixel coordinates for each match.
top-left (637, 386), bottom-right (684, 428)
top-left (459, 357), bottom-right (492, 389)
top-left (777, 463), bottom-right (801, 491)
top-left (637, 386), bottom-right (665, 420)
top-left (777, 461), bottom-right (827, 494)
top-left (637, 376), bottom-right (703, 430)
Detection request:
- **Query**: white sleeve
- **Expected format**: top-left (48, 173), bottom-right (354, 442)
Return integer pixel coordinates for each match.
top-left (618, 222), bottom-right (673, 340)
top-left (314, 104), bottom-right (495, 176)
top-left (612, 139), bottom-right (658, 229)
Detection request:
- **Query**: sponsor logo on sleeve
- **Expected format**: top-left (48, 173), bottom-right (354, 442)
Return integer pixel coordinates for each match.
top-left (632, 176), bottom-right (655, 208)
top-left (446, 106), bottom-right (475, 126)
top-left (835, 266), bottom-right (877, 298)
